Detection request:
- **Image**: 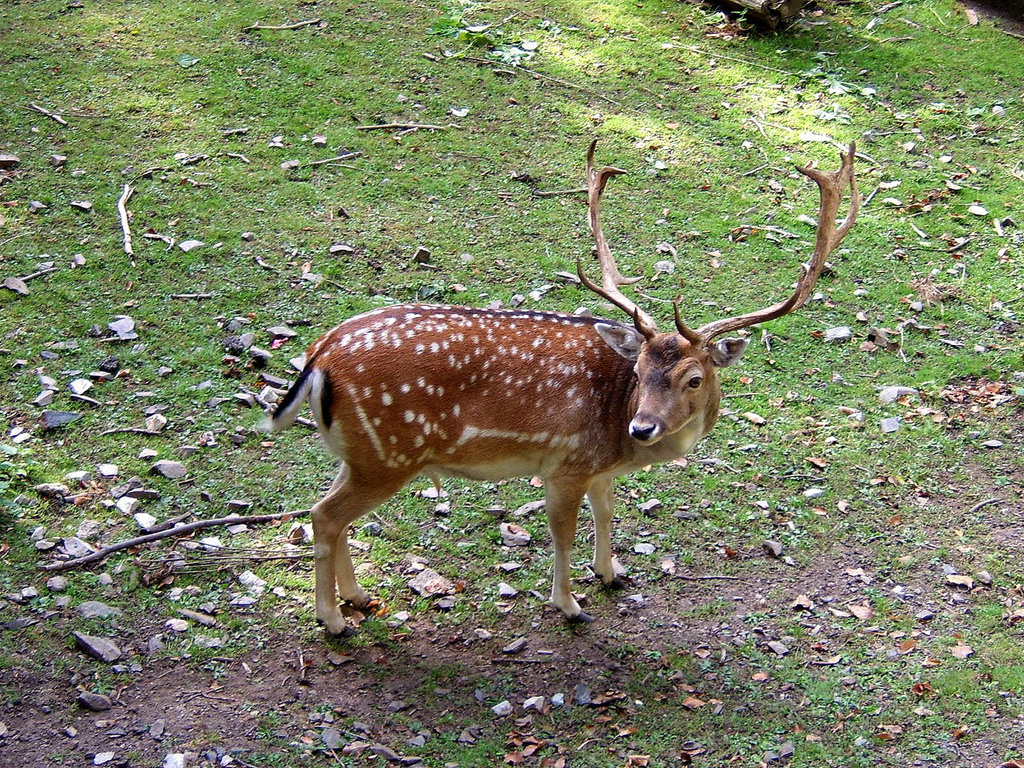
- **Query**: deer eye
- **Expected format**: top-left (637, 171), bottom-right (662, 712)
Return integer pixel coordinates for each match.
top-left (687, 375), bottom-right (703, 389)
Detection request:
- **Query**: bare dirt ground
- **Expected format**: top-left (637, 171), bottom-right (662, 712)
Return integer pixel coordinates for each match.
top-left (2, 440), bottom-right (1022, 767)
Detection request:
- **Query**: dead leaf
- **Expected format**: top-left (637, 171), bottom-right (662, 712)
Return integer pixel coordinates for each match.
top-left (911, 682), bottom-right (934, 696)
top-left (898, 638), bottom-right (919, 655)
top-left (950, 644), bottom-right (974, 659)
top-left (681, 696), bottom-right (706, 710)
top-left (848, 604), bottom-right (873, 621)
top-left (791, 594), bottom-right (814, 611)
top-left (742, 411), bottom-right (766, 425)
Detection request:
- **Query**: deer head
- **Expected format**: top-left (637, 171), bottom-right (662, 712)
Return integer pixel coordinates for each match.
top-left (578, 140), bottom-right (859, 446)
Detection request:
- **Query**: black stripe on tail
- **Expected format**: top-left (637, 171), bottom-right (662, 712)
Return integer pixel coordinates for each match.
top-left (272, 364), bottom-right (314, 425)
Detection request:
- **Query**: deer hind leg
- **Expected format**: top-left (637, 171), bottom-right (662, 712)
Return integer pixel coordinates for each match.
top-left (587, 475), bottom-right (625, 589)
top-left (311, 463), bottom-right (404, 635)
top-left (544, 478), bottom-right (591, 623)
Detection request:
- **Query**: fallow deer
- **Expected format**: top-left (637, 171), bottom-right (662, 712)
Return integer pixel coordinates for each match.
top-left (270, 141), bottom-right (859, 634)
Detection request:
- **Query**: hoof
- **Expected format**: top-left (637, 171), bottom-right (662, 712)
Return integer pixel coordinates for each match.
top-left (567, 610), bottom-right (594, 625)
top-left (601, 575), bottom-right (629, 591)
top-left (316, 616), bottom-right (355, 637)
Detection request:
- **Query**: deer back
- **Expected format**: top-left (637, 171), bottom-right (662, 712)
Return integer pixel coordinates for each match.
top-left (272, 303), bottom-right (724, 483)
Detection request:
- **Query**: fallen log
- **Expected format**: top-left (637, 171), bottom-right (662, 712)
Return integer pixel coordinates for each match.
top-left (710, 0), bottom-right (805, 28)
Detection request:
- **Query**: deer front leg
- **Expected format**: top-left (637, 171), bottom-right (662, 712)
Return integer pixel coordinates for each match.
top-left (587, 475), bottom-right (625, 589)
top-left (544, 478), bottom-right (591, 623)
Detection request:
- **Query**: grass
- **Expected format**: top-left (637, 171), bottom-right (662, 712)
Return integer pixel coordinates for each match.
top-left (2, 0), bottom-right (1024, 765)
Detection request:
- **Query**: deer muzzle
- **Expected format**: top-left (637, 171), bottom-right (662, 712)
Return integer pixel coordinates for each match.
top-left (628, 416), bottom-right (663, 444)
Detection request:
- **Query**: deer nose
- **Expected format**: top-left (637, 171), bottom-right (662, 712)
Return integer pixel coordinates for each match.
top-left (629, 421), bottom-right (659, 442)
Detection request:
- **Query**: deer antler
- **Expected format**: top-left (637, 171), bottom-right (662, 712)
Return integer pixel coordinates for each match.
top-left (577, 140), bottom-right (660, 339)
top-left (691, 142), bottom-right (859, 344)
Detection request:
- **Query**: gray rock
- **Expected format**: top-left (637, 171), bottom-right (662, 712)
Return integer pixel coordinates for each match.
top-left (40, 410), bottom-right (82, 430)
top-left (491, 700), bottom-right (513, 717)
top-left (763, 540), bottom-right (784, 558)
top-left (61, 537), bottom-right (97, 558)
top-left (78, 601), bottom-right (120, 619)
top-left (149, 719), bottom-right (166, 739)
top-left (152, 460), bottom-right (187, 479)
top-left (248, 346), bottom-right (272, 367)
top-left (77, 692), bottom-right (112, 711)
top-left (322, 728), bottom-right (344, 749)
top-left (34, 483), bottom-right (69, 499)
top-left (73, 632), bottom-right (122, 662)
top-left (46, 576), bottom-right (68, 593)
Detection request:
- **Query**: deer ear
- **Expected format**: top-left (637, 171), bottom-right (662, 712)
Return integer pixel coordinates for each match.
top-left (709, 337), bottom-right (748, 367)
top-left (594, 323), bottom-right (645, 360)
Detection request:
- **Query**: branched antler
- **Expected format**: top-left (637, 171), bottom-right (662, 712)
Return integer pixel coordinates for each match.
top-left (692, 142), bottom-right (859, 344)
top-left (577, 140), bottom-right (660, 339)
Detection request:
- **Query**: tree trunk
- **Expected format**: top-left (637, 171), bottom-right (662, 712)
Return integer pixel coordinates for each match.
top-left (711, 0), bottom-right (806, 28)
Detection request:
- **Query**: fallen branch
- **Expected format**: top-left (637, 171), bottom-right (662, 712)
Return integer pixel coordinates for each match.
top-left (117, 184), bottom-right (135, 261)
top-left (27, 102), bottom-right (68, 126)
top-left (21, 266), bottom-right (60, 282)
top-left (170, 293), bottom-right (214, 300)
top-left (674, 574), bottom-right (744, 581)
top-left (355, 123), bottom-right (449, 132)
top-left (38, 511), bottom-right (306, 572)
top-left (248, 18), bottom-right (320, 31)
top-left (968, 498), bottom-right (1003, 515)
top-left (304, 151), bottom-right (362, 167)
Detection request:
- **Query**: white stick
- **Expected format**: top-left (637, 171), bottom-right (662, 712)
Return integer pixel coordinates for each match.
top-left (117, 184), bottom-right (135, 260)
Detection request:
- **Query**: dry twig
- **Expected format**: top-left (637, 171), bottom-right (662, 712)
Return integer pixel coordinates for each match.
top-left (355, 123), bottom-right (448, 132)
top-left (27, 102), bottom-right (68, 126)
top-left (117, 184), bottom-right (135, 261)
top-left (38, 511), bottom-right (306, 572)
top-left (247, 18), bottom-right (320, 31)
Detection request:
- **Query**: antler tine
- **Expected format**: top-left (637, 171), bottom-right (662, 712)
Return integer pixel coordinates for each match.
top-left (672, 296), bottom-right (704, 347)
top-left (692, 142), bottom-right (859, 344)
top-left (579, 140), bottom-right (659, 339)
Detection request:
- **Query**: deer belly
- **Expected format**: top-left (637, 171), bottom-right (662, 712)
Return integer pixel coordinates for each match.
top-left (419, 427), bottom-right (583, 482)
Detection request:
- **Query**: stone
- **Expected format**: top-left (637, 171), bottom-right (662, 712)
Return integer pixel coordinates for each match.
top-left (322, 728), bottom-right (344, 749)
top-left (638, 498), bottom-right (663, 515)
top-left (162, 754), bottom-right (186, 768)
top-left (77, 692), bottom-right (112, 711)
top-left (115, 496), bottom-right (140, 515)
top-left (152, 460), bottom-right (187, 479)
top-left (878, 385), bottom-right (918, 404)
top-left (35, 483), bottom-right (70, 499)
top-left (824, 326), bottom-right (852, 342)
top-left (502, 637), bottom-right (528, 655)
top-left (78, 601), bottom-right (120, 619)
top-left (94, 752), bottom-right (115, 765)
top-left (69, 378), bottom-right (93, 395)
top-left (497, 582), bottom-right (518, 598)
top-left (134, 512), bottom-right (157, 529)
top-left (491, 700), bottom-right (513, 717)
top-left (408, 568), bottom-right (454, 597)
top-left (523, 695), bottom-right (545, 711)
top-left (499, 522), bottom-right (532, 547)
top-left (74, 632), bottom-right (122, 662)
top-left (61, 537), bottom-right (97, 558)
top-left (763, 540), bottom-right (784, 558)
top-left (108, 315), bottom-right (137, 340)
top-left (40, 410), bottom-right (82, 430)
top-left (46, 576), bottom-right (68, 592)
